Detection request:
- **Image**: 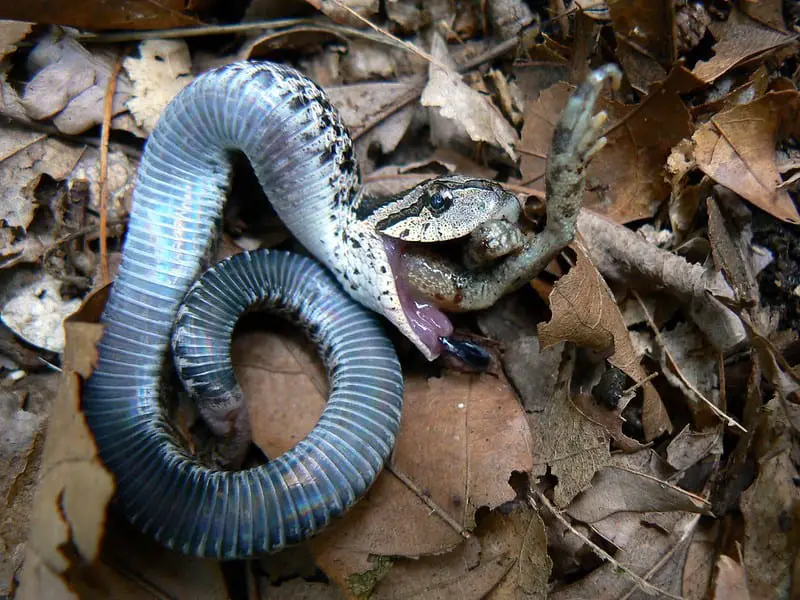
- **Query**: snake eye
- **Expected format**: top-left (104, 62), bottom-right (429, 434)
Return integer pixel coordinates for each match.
top-left (427, 191), bottom-right (450, 215)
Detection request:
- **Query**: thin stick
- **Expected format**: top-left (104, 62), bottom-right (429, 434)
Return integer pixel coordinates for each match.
top-left (533, 491), bottom-right (683, 599)
top-left (387, 463), bottom-right (472, 539)
top-left (327, 0), bottom-right (450, 70)
top-left (98, 57), bottom-right (124, 286)
top-left (632, 290), bottom-right (746, 433)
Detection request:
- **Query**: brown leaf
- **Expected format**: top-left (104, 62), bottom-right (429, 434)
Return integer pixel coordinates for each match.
top-left (712, 555), bottom-right (751, 600)
top-left (740, 398), bottom-right (796, 599)
top-left (233, 325), bottom-right (532, 591)
top-left (693, 90), bottom-right (800, 224)
top-left (0, 373), bottom-right (57, 596)
top-left (326, 80), bottom-right (417, 171)
top-left (665, 425), bottom-right (723, 472)
top-left (520, 67), bottom-right (693, 224)
top-left (16, 306), bottom-right (115, 598)
top-left (607, 0), bottom-right (675, 90)
top-left (0, 134), bottom-right (83, 268)
top-left (123, 40), bottom-right (193, 134)
top-left (0, 0), bottom-right (202, 30)
top-left (551, 511), bottom-right (701, 599)
top-left (15, 288), bottom-right (237, 599)
top-left (0, 20), bottom-right (32, 60)
top-left (421, 33), bottom-right (518, 161)
top-left (565, 466), bottom-right (710, 524)
top-left (369, 504), bottom-right (551, 600)
top-left (691, 9), bottom-right (796, 83)
top-left (23, 31), bottom-right (134, 135)
top-left (528, 352), bottom-right (611, 508)
top-left (538, 242), bottom-right (671, 440)
top-left (571, 394), bottom-right (645, 453)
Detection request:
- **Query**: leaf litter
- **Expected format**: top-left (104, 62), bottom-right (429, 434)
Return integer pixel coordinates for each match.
top-left (0, 2), bottom-right (798, 599)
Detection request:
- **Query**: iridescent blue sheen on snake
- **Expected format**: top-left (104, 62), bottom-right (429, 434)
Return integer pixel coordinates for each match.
top-left (81, 62), bottom-right (406, 558)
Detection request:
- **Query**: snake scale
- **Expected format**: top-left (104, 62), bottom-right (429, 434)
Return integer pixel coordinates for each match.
top-left (82, 60), bottom-right (620, 559)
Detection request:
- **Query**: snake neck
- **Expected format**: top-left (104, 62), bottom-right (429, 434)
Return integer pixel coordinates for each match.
top-left (119, 62), bottom-right (448, 361)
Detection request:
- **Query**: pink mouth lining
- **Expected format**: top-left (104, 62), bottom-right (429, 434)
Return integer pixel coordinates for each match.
top-left (382, 237), bottom-right (453, 357)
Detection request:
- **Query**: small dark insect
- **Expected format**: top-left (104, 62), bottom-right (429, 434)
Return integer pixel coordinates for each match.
top-left (440, 336), bottom-right (491, 370)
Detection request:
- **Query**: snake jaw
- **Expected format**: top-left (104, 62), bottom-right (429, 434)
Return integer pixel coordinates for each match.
top-left (381, 236), bottom-right (453, 360)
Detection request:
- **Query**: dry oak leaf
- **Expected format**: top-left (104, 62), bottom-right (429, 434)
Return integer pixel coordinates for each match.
top-left (538, 241), bottom-right (671, 441)
top-left (739, 397), bottom-right (797, 600)
top-left (551, 510), bottom-right (701, 599)
top-left (565, 465), bottom-right (709, 524)
top-left (713, 555), bottom-right (751, 600)
top-left (692, 90), bottom-right (800, 224)
top-left (16, 302), bottom-right (115, 599)
top-left (370, 503), bottom-right (551, 600)
top-left (0, 0), bottom-right (201, 31)
top-left (0, 19), bottom-right (33, 60)
top-left (232, 324), bottom-right (532, 593)
top-left (606, 0), bottom-right (675, 90)
top-left (22, 31), bottom-right (133, 135)
top-left (527, 351), bottom-right (611, 508)
top-left (691, 8), bottom-right (796, 84)
top-left (123, 39), bottom-right (193, 134)
top-left (520, 67), bottom-right (692, 224)
top-left (421, 33), bottom-right (518, 161)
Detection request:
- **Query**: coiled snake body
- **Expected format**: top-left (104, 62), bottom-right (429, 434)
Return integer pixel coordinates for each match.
top-left (82, 60), bottom-right (619, 559)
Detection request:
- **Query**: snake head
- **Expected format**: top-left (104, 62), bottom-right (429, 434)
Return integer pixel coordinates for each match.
top-left (369, 176), bottom-right (521, 242)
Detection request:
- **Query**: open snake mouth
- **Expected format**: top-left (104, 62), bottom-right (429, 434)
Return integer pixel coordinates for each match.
top-left (382, 237), bottom-right (452, 357)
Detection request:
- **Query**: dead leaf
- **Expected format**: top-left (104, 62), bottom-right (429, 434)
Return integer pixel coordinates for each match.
top-left (693, 90), bottom-right (800, 224)
top-left (571, 393), bottom-right (646, 453)
top-left (576, 210), bottom-right (747, 354)
top-left (565, 466), bottom-right (709, 524)
top-left (691, 9), bottom-right (796, 84)
top-left (369, 503), bottom-right (551, 600)
top-left (0, 374), bottom-right (57, 596)
top-left (421, 33), bottom-right (518, 161)
top-left (665, 425), bottom-right (723, 472)
top-left (682, 522), bottom-right (718, 600)
top-left (713, 555), bottom-right (751, 600)
top-left (0, 0), bottom-right (202, 30)
top-left (15, 308), bottom-right (115, 598)
top-left (607, 0), bottom-right (675, 90)
top-left (740, 397), bottom-right (797, 600)
top-left (706, 193), bottom-right (772, 308)
top-left (528, 351), bottom-right (611, 508)
top-left (520, 67), bottom-right (693, 224)
top-left (123, 39), bottom-right (193, 134)
top-left (551, 511), bottom-right (701, 599)
top-left (22, 30), bottom-right (134, 135)
top-left (0, 20), bottom-right (33, 60)
top-left (538, 241), bottom-right (670, 440)
top-left (655, 321), bottom-right (721, 427)
top-left (231, 323), bottom-right (532, 592)
top-left (326, 80), bottom-right (417, 171)
top-left (1, 273), bottom-right (82, 351)
top-left (0, 134), bottom-right (84, 268)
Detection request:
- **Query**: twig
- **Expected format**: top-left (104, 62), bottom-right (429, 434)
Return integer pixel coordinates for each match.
top-left (0, 112), bottom-right (143, 159)
top-left (386, 463), bottom-right (472, 539)
top-left (632, 290), bottom-right (746, 433)
top-left (327, 0), bottom-right (447, 69)
top-left (351, 80), bottom-right (424, 142)
top-left (77, 18), bottom-right (310, 43)
top-left (238, 26), bottom-right (352, 60)
top-left (533, 490), bottom-right (683, 599)
top-left (98, 57), bottom-right (124, 286)
top-left (623, 371), bottom-right (658, 396)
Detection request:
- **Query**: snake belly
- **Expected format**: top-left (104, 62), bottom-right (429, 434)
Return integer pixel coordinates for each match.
top-left (81, 62), bottom-right (405, 558)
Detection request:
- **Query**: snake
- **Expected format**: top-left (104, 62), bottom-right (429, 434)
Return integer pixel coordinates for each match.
top-left (81, 60), bottom-right (620, 559)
